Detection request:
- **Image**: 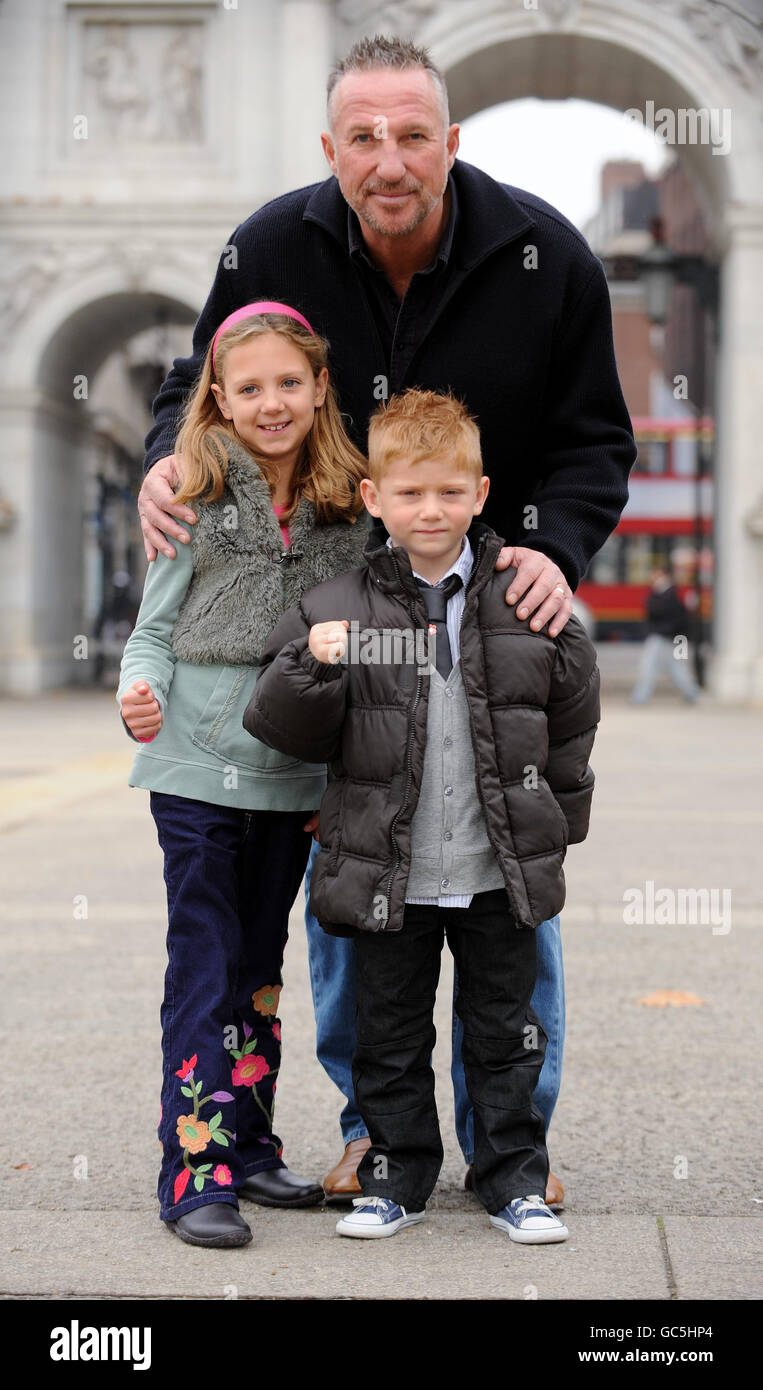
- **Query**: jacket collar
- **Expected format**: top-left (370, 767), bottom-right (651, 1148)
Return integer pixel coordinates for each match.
top-left (364, 515), bottom-right (505, 607)
top-left (303, 158), bottom-right (535, 273)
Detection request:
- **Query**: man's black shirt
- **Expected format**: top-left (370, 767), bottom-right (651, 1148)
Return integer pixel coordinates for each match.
top-left (347, 174), bottom-right (458, 379)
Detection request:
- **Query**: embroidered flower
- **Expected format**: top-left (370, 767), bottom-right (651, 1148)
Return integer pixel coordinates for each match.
top-left (174, 1168), bottom-right (191, 1204)
top-left (232, 1053), bottom-right (270, 1087)
top-left (213, 1164), bottom-right (233, 1187)
top-left (252, 985), bottom-right (281, 1016)
top-left (271, 1022), bottom-right (282, 1042)
top-left (175, 1055), bottom-right (198, 1079)
top-left (176, 1115), bottom-right (212, 1154)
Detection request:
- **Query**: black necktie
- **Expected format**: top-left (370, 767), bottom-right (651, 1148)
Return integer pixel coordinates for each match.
top-left (415, 573), bottom-right (463, 679)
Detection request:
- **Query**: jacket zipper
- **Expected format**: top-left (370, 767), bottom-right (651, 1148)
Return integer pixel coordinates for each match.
top-left (453, 535), bottom-right (525, 924)
top-left (383, 668), bottom-right (423, 927)
top-left (381, 555), bottom-right (425, 927)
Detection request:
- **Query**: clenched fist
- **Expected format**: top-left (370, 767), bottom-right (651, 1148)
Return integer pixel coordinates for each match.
top-left (120, 680), bottom-right (162, 741)
top-left (308, 619), bottom-right (350, 665)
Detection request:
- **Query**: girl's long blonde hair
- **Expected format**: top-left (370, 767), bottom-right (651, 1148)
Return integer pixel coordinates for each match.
top-left (173, 314), bottom-right (367, 525)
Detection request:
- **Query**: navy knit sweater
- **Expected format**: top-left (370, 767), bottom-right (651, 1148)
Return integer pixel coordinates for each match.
top-left (144, 158), bottom-right (636, 589)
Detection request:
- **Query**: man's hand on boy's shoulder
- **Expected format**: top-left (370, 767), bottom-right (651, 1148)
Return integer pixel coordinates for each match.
top-left (495, 545), bottom-right (573, 637)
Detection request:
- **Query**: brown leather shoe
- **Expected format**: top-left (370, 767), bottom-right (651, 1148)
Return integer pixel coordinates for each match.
top-left (322, 1137), bottom-right (372, 1199)
top-left (464, 1165), bottom-right (565, 1211)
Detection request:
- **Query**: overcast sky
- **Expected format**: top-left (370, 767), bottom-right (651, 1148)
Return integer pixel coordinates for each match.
top-left (458, 98), bottom-right (671, 231)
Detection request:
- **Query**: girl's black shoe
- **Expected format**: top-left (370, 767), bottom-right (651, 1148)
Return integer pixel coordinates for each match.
top-left (167, 1202), bottom-right (253, 1247)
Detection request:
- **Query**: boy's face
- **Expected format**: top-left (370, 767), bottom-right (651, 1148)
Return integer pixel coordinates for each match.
top-left (360, 456), bottom-right (490, 580)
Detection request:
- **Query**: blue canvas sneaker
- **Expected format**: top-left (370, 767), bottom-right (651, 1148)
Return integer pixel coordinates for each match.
top-left (335, 1195), bottom-right (426, 1238)
top-left (490, 1194), bottom-right (569, 1244)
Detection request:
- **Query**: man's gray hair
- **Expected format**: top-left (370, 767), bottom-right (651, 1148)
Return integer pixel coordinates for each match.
top-left (326, 33), bottom-right (450, 131)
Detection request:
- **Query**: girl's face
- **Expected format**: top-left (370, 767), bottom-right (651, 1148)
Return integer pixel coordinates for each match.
top-left (211, 332), bottom-right (328, 473)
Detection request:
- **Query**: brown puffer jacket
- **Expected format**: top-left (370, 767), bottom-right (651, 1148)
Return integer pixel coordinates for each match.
top-left (244, 518), bottom-right (600, 935)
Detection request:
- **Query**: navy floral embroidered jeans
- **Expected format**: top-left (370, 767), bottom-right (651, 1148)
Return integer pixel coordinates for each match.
top-left (149, 792), bottom-right (313, 1222)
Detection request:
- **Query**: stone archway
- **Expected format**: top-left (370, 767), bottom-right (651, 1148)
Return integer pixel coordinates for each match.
top-left (0, 275), bottom-right (199, 694)
top-left (337, 0), bottom-right (763, 700)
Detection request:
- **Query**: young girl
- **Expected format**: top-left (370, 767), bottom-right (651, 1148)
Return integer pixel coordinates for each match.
top-left (117, 301), bottom-right (370, 1248)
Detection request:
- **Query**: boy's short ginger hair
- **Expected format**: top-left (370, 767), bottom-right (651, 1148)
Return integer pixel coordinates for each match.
top-left (366, 388), bottom-right (483, 486)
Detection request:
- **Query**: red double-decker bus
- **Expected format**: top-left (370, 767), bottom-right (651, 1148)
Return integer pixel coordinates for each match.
top-left (576, 417), bottom-right (714, 641)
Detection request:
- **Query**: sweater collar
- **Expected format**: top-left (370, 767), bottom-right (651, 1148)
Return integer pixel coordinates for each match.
top-left (303, 158), bottom-right (535, 272)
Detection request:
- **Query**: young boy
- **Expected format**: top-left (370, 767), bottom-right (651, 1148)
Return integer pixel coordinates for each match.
top-left (244, 389), bottom-right (600, 1244)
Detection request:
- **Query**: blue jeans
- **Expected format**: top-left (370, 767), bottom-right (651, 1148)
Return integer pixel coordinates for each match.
top-left (150, 793), bottom-right (312, 1221)
top-left (303, 837), bottom-right (565, 1160)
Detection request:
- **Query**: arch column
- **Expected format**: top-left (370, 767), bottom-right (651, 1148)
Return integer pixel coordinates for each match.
top-left (709, 204), bottom-right (763, 703)
top-left (0, 263), bottom-right (201, 696)
top-left (278, 0), bottom-right (335, 190)
top-left (0, 390), bottom-right (87, 694)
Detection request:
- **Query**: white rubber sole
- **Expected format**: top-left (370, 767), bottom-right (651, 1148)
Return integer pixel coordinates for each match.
top-left (489, 1213), bottom-right (569, 1244)
top-left (335, 1209), bottom-right (426, 1239)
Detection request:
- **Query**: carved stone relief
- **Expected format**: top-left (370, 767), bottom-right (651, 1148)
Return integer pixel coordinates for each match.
top-left (80, 19), bottom-right (204, 144)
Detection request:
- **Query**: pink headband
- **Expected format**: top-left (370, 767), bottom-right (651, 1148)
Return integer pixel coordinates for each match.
top-left (211, 300), bottom-right (315, 373)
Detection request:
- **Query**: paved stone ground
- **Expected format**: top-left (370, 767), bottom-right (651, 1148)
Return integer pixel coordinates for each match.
top-left (0, 681), bottom-right (761, 1301)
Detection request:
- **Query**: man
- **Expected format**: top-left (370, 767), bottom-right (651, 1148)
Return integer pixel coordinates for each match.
top-left (136, 34), bottom-right (636, 1204)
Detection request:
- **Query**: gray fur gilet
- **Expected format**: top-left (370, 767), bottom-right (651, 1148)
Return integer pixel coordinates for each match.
top-left (170, 439), bottom-right (370, 665)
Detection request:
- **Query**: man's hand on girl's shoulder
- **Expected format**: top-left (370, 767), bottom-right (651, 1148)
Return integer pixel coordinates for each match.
top-left (138, 454), bottom-right (197, 563)
top-left (121, 680), bottom-right (162, 742)
top-left (495, 545), bottom-right (573, 637)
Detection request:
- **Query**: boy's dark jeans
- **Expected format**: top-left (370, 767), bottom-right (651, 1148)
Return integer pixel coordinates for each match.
top-left (352, 888), bottom-right (549, 1215)
top-left (149, 792), bottom-right (312, 1222)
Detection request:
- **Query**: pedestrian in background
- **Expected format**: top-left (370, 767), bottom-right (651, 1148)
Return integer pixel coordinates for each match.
top-left (631, 566), bottom-right (700, 705)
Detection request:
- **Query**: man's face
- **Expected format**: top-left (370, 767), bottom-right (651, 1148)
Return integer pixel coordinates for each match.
top-left (321, 68), bottom-right (460, 239)
top-left (360, 457), bottom-right (489, 563)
